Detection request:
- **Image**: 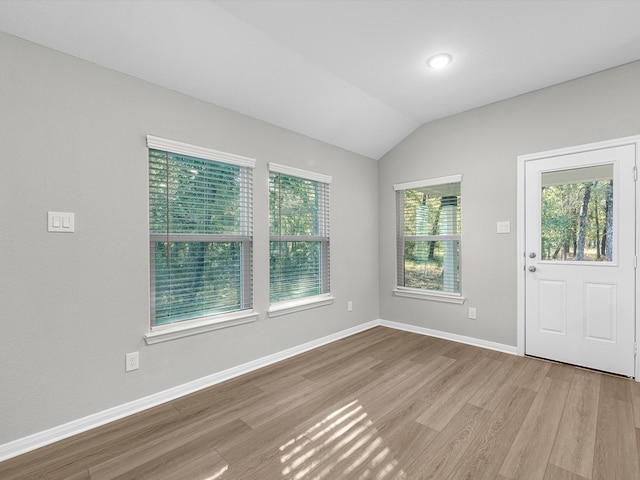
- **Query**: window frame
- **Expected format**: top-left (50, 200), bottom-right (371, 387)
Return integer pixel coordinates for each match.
top-left (145, 135), bottom-right (257, 344)
top-left (393, 174), bottom-right (465, 304)
top-left (267, 163), bottom-right (334, 316)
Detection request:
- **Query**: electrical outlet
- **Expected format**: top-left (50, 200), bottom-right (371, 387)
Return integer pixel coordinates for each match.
top-left (468, 307), bottom-right (477, 320)
top-left (347, 301), bottom-right (353, 312)
top-left (125, 352), bottom-right (139, 372)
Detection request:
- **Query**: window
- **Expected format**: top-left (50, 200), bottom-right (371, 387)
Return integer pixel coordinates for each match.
top-left (394, 175), bottom-right (463, 303)
top-left (147, 136), bottom-right (255, 337)
top-left (269, 163), bottom-right (332, 313)
top-left (540, 165), bottom-right (613, 262)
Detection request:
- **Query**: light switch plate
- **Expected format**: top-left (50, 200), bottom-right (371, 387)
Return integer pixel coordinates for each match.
top-left (48, 212), bottom-right (75, 233)
top-left (496, 220), bottom-right (510, 234)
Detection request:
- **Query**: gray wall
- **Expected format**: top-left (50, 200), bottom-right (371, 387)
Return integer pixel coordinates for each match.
top-left (379, 60), bottom-right (640, 347)
top-left (0, 33), bottom-right (379, 444)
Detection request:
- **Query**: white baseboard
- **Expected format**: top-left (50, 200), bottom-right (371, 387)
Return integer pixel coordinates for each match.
top-left (378, 319), bottom-right (518, 355)
top-left (0, 318), bottom-right (516, 461)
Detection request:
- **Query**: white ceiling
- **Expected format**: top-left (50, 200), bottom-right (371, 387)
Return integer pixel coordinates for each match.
top-left (2, 0), bottom-right (640, 159)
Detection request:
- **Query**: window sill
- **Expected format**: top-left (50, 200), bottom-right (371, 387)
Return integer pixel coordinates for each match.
top-left (268, 294), bottom-right (335, 317)
top-left (393, 288), bottom-right (466, 304)
top-left (145, 310), bottom-right (259, 345)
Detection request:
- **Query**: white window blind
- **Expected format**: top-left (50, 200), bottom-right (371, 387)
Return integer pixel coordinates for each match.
top-left (148, 136), bottom-right (254, 326)
top-left (269, 164), bottom-right (331, 304)
top-left (395, 175), bottom-right (462, 295)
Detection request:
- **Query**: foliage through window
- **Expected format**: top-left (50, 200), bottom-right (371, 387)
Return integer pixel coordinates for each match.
top-left (269, 164), bottom-right (331, 304)
top-left (395, 176), bottom-right (462, 296)
top-left (148, 137), bottom-right (254, 326)
top-left (541, 164), bottom-right (613, 262)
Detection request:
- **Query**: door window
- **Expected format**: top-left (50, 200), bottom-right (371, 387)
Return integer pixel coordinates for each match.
top-left (540, 164), bottom-right (613, 262)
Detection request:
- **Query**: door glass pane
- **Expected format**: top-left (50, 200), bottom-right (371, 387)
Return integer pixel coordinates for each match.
top-left (541, 164), bottom-right (613, 262)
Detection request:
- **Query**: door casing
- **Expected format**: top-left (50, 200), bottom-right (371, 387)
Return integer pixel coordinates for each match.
top-left (516, 135), bottom-right (640, 380)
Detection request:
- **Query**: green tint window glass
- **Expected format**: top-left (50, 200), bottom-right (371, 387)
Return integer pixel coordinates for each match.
top-left (153, 241), bottom-right (242, 323)
top-left (269, 241), bottom-right (322, 303)
top-left (269, 170), bottom-right (330, 304)
top-left (396, 178), bottom-right (461, 295)
top-left (149, 147), bottom-right (253, 326)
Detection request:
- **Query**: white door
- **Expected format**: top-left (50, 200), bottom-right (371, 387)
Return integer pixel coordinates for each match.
top-left (525, 144), bottom-right (636, 376)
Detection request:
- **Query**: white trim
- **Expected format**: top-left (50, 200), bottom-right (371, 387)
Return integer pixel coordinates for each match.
top-left (393, 288), bottom-right (465, 304)
top-left (378, 319), bottom-right (518, 355)
top-left (268, 162), bottom-right (332, 184)
top-left (636, 142), bottom-right (640, 382)
top-left (145, 310), bottom-right (259, 345)
top-left (516, 135), bottom-right (640, 376)
top-left (146, 135), bottom-right (256, 168)
top-left (267, 294), bottom-right (336, 317)
top-left (0, 319), bottom-right (517, 461)
top-left (517, 135), bottom-right (640, 162)
top-left (516, 147), bottom-right (527, 356)
top-left (394, 174), bottom-right (462, 191)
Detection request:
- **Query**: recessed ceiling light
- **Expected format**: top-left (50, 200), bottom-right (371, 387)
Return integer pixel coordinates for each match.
top-left (427, 53), bottom-right (453, 69)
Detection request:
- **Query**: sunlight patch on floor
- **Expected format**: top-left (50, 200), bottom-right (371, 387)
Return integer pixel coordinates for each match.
top-left (202, 464), bottom-right (228, 480)
top-left (279, 400), bottom-right (406, 479)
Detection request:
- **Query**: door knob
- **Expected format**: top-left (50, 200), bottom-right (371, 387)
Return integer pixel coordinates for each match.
top-left (529, 252), bottom-right (537, 258)
top-left (528, 266), bottom-right (537, 272)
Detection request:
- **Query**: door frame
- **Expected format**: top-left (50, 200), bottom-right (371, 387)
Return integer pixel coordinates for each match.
top-left (516, 135), bottom-right (640, 379)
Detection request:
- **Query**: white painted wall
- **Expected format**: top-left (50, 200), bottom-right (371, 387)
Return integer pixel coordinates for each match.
top-left (0, 33), bottom-right (379, 445)
top-left (379, 60), bottom-right (640, 347)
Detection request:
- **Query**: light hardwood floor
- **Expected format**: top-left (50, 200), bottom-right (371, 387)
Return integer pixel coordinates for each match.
top-left (2, 326), bottom-right (640, 480)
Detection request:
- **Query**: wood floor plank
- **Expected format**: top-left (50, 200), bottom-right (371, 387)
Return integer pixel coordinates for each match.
top-left (239, 375), bottom-right (318, 429)
top-left (405, 403), bottom-right (491, 479)
top-left (0, 403), bottom-right (182, 480)
top-left (592, 375), bottom-right (640, 480)
top-left (170, 377), bottom-right (264, 417)
top-left (303, 354), bottom-right (382, 382)
top-left (284, 418), bottom-right (405, 480)
top-left (294, 354), bottom-right (455, 436)
top-left (446, 385), bottom-right (536, 480)
top-left (440, 341), bottom-right (487, 361)
top-left (411, 351), bottom-right (487, 409)
top-left (546, 363), bottom-right (577, 384)
top-left (630, 379), bottom-right (640, 429)
top-left (511, 356), bottom-right (552, 391)
top-left (355, 360), bottom-right (435, 421)
top-left (636, 428), bottom-right (640, 475)
top-left (544, 464), bottom-right (590, 480)
top-left (549, 369), bottom-right (600, 479)
top-left (103, 433), bottom-right (228, 480)
top-left (499, 376), bottom-right (571, 480)
top-left (2, 328), bottom-right (639, 480)
top-left (66, 470), bottom-right (92, 480)
top-left (288, 402), bottom-right (402, 480)
top-left (243, 327), bottom-right (390, 387)
top-left (377, 420), bottom-right (439, 476)
top-left (409, 336), bottom-right (458, 365)
top-left (468, 354), bottom-right (527, 412)
top-left (369, 331), bottom-right (435, 366)
top-left (416, 356), bottom-right (501, 431)
top-left (217, 369), bottom-right (382, 466)
top-left (88, 418), bottom-right (246, 480)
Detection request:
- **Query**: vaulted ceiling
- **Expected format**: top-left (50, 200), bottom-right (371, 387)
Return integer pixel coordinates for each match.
top-left (2, 0), bottom-right (640, 159)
